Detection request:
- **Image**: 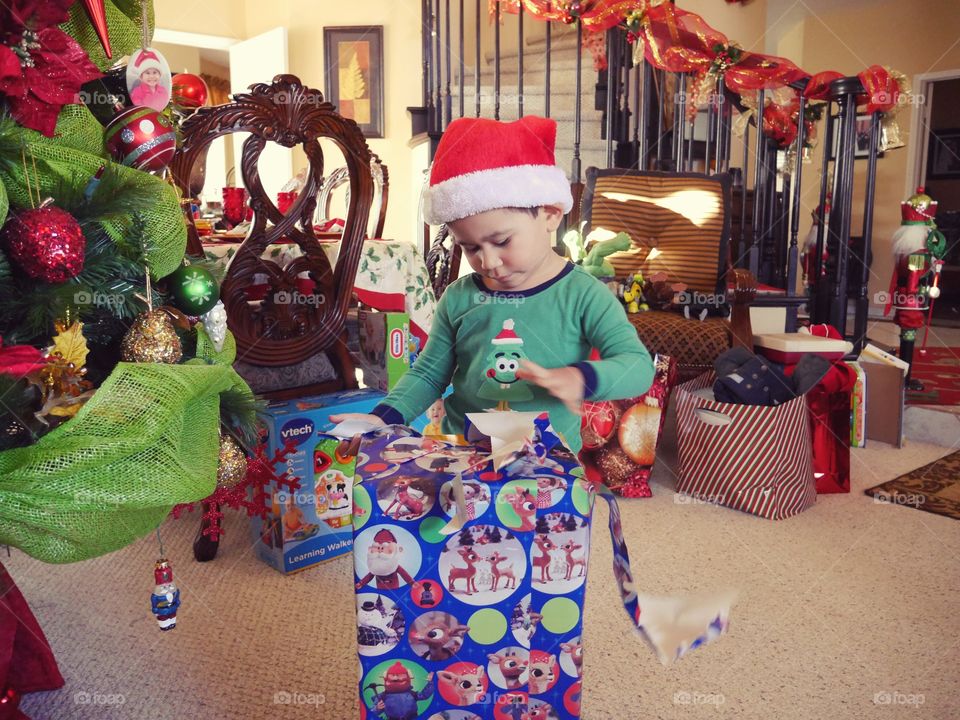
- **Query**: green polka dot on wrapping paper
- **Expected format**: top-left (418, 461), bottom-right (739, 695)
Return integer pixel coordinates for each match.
top-left (419, 516), bottom-right (448, 544)
top-left (540, 597), bottom-right (580, 635)
top-left (353, 485), bottom-right (372, 531)
top-left (467, 609), bottom-right (508, 645)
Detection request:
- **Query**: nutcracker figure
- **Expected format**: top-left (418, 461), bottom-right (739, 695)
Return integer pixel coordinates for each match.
top-left (884, 187), bottom-right (947, 390)
top-left (150, 559), bottom-right (180, 631)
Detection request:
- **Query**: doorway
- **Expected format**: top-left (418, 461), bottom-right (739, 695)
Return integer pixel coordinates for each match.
top-left (911, 72), bottom-right (960, 327)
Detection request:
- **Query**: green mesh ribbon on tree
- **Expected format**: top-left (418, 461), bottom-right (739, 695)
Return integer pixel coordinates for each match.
top-left (0, 363), bottom-right (253, 564)
top-left (61, 0), bottom-right (155, 72)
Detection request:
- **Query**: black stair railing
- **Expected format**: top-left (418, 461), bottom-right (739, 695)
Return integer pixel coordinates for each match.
top-left (414, 7), bottom-right (878, 339)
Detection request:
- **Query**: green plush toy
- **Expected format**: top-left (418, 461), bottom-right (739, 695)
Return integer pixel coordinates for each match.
top-left (582, 233), bottom-right (631, 278)
top-left (562, 229), bottom-right (632, 278)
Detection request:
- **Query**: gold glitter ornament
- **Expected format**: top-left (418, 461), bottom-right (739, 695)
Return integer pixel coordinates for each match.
top-left (121, 309), bottom-right (183, 363)
top-left (216, 433), bottom-right (248, 490)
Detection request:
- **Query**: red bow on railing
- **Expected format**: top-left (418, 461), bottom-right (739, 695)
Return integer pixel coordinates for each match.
top-left (637, 4), bottom-right (807, 93)
top-left (803, 65), bottom-right (901, 113)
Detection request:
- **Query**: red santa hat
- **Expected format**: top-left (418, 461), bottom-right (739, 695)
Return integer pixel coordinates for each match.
top-left (133, 48), bottom-right (164, 76)
top-left (422, 116), bottom-right (573, 225)
top-left (373, 528), bottom-right (398, 545)
top-left (491, 319), bottom-right (523, 345)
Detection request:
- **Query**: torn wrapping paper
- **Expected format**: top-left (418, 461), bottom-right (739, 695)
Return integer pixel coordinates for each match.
top-left (346, 412), bottom-right (735, 719)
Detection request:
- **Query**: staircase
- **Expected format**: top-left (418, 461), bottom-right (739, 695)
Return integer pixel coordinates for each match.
top-left (445, 25), bottom-right (612, 183)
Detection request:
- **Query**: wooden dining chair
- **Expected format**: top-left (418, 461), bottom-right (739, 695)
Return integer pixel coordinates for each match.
top-left (171, 74), bottom-right (374, 400)
top-left (315, 157), bottom-right (389, 239)
top-left (169, 74), bottom-right (375, 560)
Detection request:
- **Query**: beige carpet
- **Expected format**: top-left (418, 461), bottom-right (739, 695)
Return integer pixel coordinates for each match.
top-left (10, 409), bottom-right (960, 720)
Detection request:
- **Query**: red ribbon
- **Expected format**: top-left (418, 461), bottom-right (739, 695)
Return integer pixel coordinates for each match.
top-left (857, 65), bottom-right (900, 113)
top-left (638, 4), bottom-right (806, 92)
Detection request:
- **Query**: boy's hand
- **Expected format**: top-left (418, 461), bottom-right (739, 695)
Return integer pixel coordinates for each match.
top-left (517, 360), bottom-right (585, 416)
top-left (328, 413), bottom-right (386, 427)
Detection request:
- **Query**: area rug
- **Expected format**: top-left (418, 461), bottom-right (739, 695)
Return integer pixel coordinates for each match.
top-left (864, 449), bottom-right (960, 520)
top-left (905, 347), bottom-right (960, 406)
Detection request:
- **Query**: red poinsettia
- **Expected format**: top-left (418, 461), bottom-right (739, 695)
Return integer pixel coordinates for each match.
top-left (0, 337), bottom-right (47, 378)
top-left (0, 0), bottom-right (102, 137)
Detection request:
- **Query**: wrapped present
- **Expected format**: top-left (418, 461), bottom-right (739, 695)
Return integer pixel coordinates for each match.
top-left (674, 373), bottom-right (817, 520)
top-left (345, 412), bottom-right (735, 719)
top-left (580, 354), bottom-right (677, 497)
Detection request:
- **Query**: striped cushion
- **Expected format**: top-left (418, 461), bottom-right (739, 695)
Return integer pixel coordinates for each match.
top-left (583, 170), bottom-right (729, 294)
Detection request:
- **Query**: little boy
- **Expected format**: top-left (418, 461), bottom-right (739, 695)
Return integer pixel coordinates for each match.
top-left (333, 115), bottom-right (654, 453)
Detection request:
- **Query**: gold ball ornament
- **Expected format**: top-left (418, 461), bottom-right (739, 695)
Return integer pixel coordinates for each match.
top-left (217, 434), bottom-right (248, 490)
top-left (618, 401), bottom-right (662, 467)
top-left (121, 309), bottom-right (183, 363)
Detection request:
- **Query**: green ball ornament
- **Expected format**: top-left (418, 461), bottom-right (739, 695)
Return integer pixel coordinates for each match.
top-left (166, 265), bottom-right (220, 315)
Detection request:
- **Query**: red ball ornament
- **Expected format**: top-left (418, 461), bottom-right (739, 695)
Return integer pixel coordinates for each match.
top-left (2, 204), bottom-right (85, 283)
top-left (581, 400), bottom-right (618, 450)
top-left (104, 106), bottom-right (177, 172)
top-left (171, 73), bottom-right (209, 109)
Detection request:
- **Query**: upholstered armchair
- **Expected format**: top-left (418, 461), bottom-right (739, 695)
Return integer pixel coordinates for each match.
top-left (581, 167), bottom-right (757, 382)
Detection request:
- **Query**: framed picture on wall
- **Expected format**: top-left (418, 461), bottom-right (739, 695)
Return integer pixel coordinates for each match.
top-left (324, 26), bottom-right (384, 138)
top-left (829, 113), bottom-right (882, 161)
top-left (927, 128), bottom-right (960, 179)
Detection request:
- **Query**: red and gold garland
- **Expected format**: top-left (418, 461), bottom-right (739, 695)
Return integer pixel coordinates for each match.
top-left (486, 0), bottom-right (906, 149)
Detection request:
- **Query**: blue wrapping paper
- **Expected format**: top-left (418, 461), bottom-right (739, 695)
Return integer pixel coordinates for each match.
top-left (351, 414), bottom-right (734, 720)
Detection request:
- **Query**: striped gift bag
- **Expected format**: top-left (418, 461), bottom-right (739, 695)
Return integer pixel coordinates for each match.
top-left (674, 373), bottom-right (817, 520)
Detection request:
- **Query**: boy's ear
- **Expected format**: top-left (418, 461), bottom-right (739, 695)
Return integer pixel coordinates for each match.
top-left (541, 205), bottom-right (565, 232)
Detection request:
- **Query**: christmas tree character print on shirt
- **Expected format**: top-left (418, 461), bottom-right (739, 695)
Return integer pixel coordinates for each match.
top-left (477, 319), bottom-right (533, 410)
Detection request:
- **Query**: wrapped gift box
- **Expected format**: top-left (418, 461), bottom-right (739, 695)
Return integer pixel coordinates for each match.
top-left (754, 332), bottom-right (853, 363)
top-left (347, 413), bottom-right (735, 718)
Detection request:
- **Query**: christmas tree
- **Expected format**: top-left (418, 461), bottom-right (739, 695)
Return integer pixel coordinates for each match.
top-left (0, 1), bottom-right (258, 565)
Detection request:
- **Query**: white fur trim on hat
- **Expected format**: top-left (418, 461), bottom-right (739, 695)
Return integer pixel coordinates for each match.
top-left (423, 164), bottom-right (573, 226)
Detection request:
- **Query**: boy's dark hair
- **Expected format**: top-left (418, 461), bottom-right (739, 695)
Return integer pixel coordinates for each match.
top-left (504, 206), bottom-right (541, 217)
